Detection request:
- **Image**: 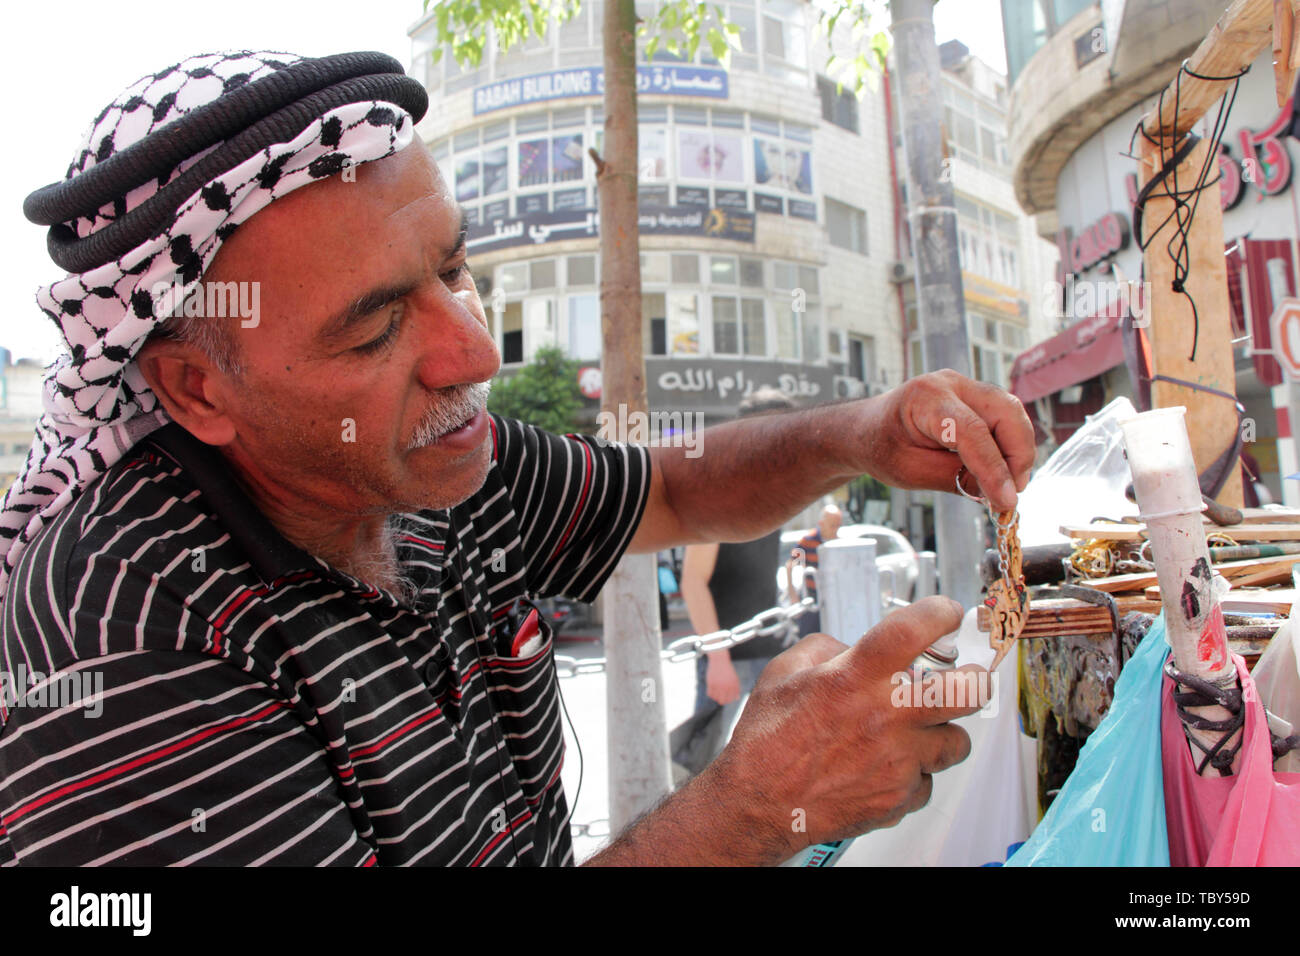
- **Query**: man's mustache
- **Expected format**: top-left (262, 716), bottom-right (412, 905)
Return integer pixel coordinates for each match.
top-left (408, 381), bottom-right (492, 450)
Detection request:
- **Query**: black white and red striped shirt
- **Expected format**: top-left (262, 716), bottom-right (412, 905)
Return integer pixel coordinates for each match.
top-left (0, 414), bottom-right (649, 865)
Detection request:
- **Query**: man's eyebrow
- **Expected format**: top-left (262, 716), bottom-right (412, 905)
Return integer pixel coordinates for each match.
top-left (319, 281), bottom-right (420, 342)
top-left (317, 208), bottom-right (469, 343)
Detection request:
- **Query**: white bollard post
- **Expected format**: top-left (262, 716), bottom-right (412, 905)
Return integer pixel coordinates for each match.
top-left (916, 551), bottom-right (937, 599)
top-left (819, 538), bottom-right (879, 646)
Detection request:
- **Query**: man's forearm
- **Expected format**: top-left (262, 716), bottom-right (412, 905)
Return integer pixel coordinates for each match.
top-left (582, 752), bottom-right (793, 866)
top-left (652, 400), bottom-right (868, 544)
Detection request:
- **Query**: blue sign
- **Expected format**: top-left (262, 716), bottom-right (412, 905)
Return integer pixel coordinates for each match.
top-left (473, 65), bottom-right (729, 115)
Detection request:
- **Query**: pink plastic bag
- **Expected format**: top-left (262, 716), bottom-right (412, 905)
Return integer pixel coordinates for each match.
top-left (1162, 652), bottom-right (1300, 866)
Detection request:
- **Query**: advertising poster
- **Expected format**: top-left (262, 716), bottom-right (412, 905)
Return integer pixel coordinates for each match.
top-left (678, 129), bottom-right (744, 182)
top-left (455, 155), bottom-right (481, 202)
top-left (552, 134), bottom-right (584, 182)
top-left (753, 137), bottom-right (813, 194)
top-left (480, 146), bottom-right (508, 196)
top-left (639, 127), bottom-right (667, 179)
top-left (518, 138), bottom-right (549, 188)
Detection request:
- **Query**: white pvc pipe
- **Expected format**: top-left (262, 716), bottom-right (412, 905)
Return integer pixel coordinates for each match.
top-left (1120, 406), bottom-right (1239, 773)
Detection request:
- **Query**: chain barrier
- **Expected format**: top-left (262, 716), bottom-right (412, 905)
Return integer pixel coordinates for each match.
top-left (552, 596), bottom-right (817, 679)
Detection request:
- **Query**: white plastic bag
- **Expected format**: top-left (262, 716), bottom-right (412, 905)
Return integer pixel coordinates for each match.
top-left (836, 607), bottom-right (1036, 866)
top-left (1252, 611), bottom-right (1300, 773)
top-left (1016, 397), bottom-right (1139, 547)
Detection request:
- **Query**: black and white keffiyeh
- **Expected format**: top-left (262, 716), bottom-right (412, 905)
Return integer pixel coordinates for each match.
top-left (2, 51), bottom-right (428, 599)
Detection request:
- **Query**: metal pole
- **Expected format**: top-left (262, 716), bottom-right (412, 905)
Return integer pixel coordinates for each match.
top-left (891, 0), bottom-right (984, 609)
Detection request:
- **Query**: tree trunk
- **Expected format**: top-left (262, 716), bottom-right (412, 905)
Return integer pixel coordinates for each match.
top-left (891, 0), bottom-right (984, 609)
top-left (598, 0), bottom-right (672, 835)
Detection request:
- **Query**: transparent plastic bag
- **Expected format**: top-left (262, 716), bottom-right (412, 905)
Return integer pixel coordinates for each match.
top-left (1017, 397), bottom-right (1139, 547)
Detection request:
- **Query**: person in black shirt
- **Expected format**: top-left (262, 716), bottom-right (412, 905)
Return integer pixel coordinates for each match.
top-left (675, 389), bottom-right (794, 775)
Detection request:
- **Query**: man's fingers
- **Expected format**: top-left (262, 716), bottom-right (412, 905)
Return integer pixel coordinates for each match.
top-left (846, 596), bottom-right (963, 677)
top-left (763, 632), bottom-right (848, 680)
top-left (959, 381), bottom-right (1036, 496)
top-left (915, 722), bottom-right (972, 774)
top-left (946, 405), bottom-right (1019, 513)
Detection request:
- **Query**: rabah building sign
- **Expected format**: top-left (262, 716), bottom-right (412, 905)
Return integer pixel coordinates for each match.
top-left (472, 65), bottom-right (729, 115)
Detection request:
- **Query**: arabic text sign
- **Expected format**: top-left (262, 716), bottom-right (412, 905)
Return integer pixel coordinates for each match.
top-left (473, 66), bottom-right (729, 115)
top-left (648, 358), bottom-right (832, 410)
top-left (466, 204), bottom-right (756, 253)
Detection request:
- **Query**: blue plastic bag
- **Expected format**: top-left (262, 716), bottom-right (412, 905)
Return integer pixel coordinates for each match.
top-left (1006, 614), bottom-right (1171, 866)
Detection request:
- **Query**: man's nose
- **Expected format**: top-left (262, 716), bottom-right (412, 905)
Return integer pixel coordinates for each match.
top-left (414, 287), bottom-right (501, 389)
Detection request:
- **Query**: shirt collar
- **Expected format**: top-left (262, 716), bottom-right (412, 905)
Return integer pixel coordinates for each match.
top-left (143, 423), bottom-right (320, 585)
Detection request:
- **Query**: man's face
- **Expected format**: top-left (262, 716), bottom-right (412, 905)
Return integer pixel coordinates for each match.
top-left (198, 142), bottom-right (500, 519)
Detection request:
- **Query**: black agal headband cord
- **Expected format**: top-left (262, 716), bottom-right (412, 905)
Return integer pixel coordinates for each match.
top-left (24, 51), bottom-right (428, 275)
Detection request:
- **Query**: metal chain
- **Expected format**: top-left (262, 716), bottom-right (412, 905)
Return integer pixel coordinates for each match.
top-left (994, 507), bottom-right (1017, 582)
top-left (552, 596), bottom-right (817, 679)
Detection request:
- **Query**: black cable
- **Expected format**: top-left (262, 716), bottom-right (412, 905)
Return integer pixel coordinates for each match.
top-left (1128, 59), bottom-right (1243, 362)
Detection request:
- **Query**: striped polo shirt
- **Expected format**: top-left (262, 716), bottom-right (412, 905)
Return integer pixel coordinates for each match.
top-left (0, 414), bottom-right (649, 866)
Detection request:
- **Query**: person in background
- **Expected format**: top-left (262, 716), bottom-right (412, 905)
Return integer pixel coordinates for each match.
top-left (675, 388), bottom-right (795, 773)
top-left (784, 503), bottom-right (842, 638)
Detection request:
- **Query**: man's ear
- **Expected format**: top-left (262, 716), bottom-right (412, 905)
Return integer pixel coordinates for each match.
top-left (136, 338), bottom-right (237, 446)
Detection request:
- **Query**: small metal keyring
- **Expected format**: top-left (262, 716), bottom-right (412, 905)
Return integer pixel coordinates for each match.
top-left (955, 466), bottom-right (985, 504)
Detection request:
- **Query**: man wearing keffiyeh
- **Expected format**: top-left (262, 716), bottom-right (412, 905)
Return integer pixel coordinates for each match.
top-left (0, 50), bottom-right (1034, 866)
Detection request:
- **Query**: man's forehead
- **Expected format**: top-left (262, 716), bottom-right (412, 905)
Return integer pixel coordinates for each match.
top-left (211, 144), bottom-right (458, 273)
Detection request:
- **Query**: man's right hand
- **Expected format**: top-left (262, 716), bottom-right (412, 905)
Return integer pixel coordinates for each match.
top-left (700, 596), bottom-right (988, 862)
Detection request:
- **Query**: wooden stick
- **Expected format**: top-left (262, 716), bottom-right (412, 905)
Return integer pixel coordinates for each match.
top-left (1141, 0), bottom-right (1274, 141)
top-left (1275, 0), bottom-right (1297, 105)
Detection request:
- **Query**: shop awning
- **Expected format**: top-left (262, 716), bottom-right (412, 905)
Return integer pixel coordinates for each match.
top-left (1009, 306), bottom-right (1126, 404)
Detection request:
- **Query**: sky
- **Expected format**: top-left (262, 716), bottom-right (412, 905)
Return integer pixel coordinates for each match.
top-left (0, 0), bottom-right (1005, 365)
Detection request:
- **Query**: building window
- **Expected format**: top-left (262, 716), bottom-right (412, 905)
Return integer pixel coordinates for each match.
top-left (567, 255), bottom-right (597, 286)
top-left (801, 305), bottom-right (823, 362)
top-left (761, 0), bottom-right (808, 80)
top-left (816, 75), bottom-right (859, 134)
top-left (711, 256), bottom-right (737, 285)
top-left (524, 298), bottom-right (555, 361)
top-left (826, 198), bottom-right (868, 255)
top-left (711, 295), bottom-right (767, 357)
top-left (502, 302), bottom-right (523, 364)
top-left (741, 298), bottom-right (766, 356)
top-left (568, 294), bottom-right (601, 360)
top-left (671, 253), bottom-right (701, 284)
top-left (712, 296), bottom-right (740, 355)
top-left (848, 334), bottom-right (876, 383)
top-left (775, 304), bottom-right (799, 359)
top-left (644, 292), bottom-right (668, 356)
top-left (668, 293), bottom-right (700, 355)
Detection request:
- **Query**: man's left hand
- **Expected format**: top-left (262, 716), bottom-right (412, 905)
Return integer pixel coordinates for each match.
top-left (856, 370), bottom-right (1035, 513)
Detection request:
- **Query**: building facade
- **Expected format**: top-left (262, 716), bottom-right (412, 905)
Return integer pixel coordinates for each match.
top-left (408, 0), bottom-right (903, 441)
top-left (407, 3), bottom-right (1059, 536)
